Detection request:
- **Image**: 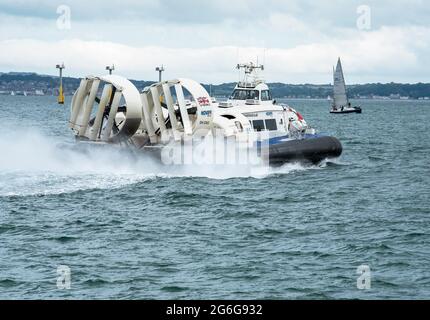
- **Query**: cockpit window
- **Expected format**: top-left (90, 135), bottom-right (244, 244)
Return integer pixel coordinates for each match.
top-left (252, 120), bottom-right (265, 132)
top-left (261, 90), bottom-right (272, 101)
top-left (231, 90), bottom-right (260, 100)
top-left (265, 119), bottom-right (277, 131)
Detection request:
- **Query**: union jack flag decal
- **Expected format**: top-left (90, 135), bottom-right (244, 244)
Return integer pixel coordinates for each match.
top-left (197, 97), bottom-right (210, 106)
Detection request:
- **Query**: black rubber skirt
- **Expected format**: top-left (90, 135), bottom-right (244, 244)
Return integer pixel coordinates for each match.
top-left (268, 136), bottom-right (343, 166)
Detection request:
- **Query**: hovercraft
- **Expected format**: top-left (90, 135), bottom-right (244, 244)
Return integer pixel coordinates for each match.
top-left (68, 63), bottom-right (342, 167)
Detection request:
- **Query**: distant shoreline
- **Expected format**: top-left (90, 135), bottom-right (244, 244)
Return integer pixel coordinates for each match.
top-left (3, 95), bottom-right (429, 102)
top-left (1, 72), bottom-right (430, 100)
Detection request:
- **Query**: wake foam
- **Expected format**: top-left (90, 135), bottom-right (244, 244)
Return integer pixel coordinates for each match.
top-left (0, 130), bottom-right (323, 196)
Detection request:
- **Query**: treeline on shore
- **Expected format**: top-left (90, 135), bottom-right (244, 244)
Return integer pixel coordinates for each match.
top-left (1, 72), bottom-right (430, 99)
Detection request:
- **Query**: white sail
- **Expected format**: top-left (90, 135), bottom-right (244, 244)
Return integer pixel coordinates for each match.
top-left (332, 58), bottom-right (349, 108)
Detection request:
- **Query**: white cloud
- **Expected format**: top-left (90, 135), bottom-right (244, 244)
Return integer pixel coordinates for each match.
top-left (0, 1), bottom-right (429, 83)
top-left (0, 25), bottom-right (428, 84)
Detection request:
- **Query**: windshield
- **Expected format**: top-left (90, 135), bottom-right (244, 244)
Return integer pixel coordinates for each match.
top-left (230, 89), bottom-right (259, 100)
top-left (261, 90), bottom-right (272, 101)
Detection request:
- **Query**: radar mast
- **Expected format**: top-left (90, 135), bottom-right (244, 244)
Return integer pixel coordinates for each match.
top-left (236, 62), bottom-right (265, 88)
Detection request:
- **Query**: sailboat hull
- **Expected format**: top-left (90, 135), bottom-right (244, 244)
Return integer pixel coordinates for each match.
top-left (330, 107), bottom-right (362, 114)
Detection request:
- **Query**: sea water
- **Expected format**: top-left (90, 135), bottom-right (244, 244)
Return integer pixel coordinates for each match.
top-left (0, 96), bottom-right (429, 299)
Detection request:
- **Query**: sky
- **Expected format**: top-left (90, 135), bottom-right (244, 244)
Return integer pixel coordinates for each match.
top-left (0, 0), bottom-right (429, 84)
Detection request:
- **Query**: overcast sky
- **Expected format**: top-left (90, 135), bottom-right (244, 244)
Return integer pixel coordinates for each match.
top-left (0, 0), bottom-right (429, 84)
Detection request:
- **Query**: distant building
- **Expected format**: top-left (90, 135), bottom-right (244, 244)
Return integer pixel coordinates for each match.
top-left (372, 95), bottom-right (389, 100)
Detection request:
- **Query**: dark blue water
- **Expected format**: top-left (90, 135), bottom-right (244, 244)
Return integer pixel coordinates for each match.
top-left (0, 96), bottom-right (429, 299)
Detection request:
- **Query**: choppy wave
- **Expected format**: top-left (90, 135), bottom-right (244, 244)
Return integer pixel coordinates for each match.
top-left (1, 97), bottom-right (430, 300)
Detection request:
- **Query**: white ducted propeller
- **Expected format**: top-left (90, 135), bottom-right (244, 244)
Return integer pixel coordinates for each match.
top-left (69, 75), bottom-right (142, 143)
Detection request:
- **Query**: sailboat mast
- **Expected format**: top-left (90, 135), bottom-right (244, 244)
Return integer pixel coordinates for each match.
top-left (332, 65), bottom-right (336, 107)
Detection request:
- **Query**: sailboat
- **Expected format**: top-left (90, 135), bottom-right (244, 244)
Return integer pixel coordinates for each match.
top-left (330, 58), bottom-right (362, 114)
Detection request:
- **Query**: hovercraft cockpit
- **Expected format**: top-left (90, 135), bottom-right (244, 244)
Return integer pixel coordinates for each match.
top-left (218, 62), bottom-right (315, 139)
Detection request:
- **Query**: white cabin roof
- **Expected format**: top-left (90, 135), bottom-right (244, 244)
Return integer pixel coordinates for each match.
top-left (234, 82), bottom-right (269, 91)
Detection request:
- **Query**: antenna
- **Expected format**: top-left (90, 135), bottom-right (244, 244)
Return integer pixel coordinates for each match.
top-left (236, 62), bottom-right (265, 85)
top-left (236, 47), bottom-right (240, 83)
top-left (263, 48), bottom-right (267, 70)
